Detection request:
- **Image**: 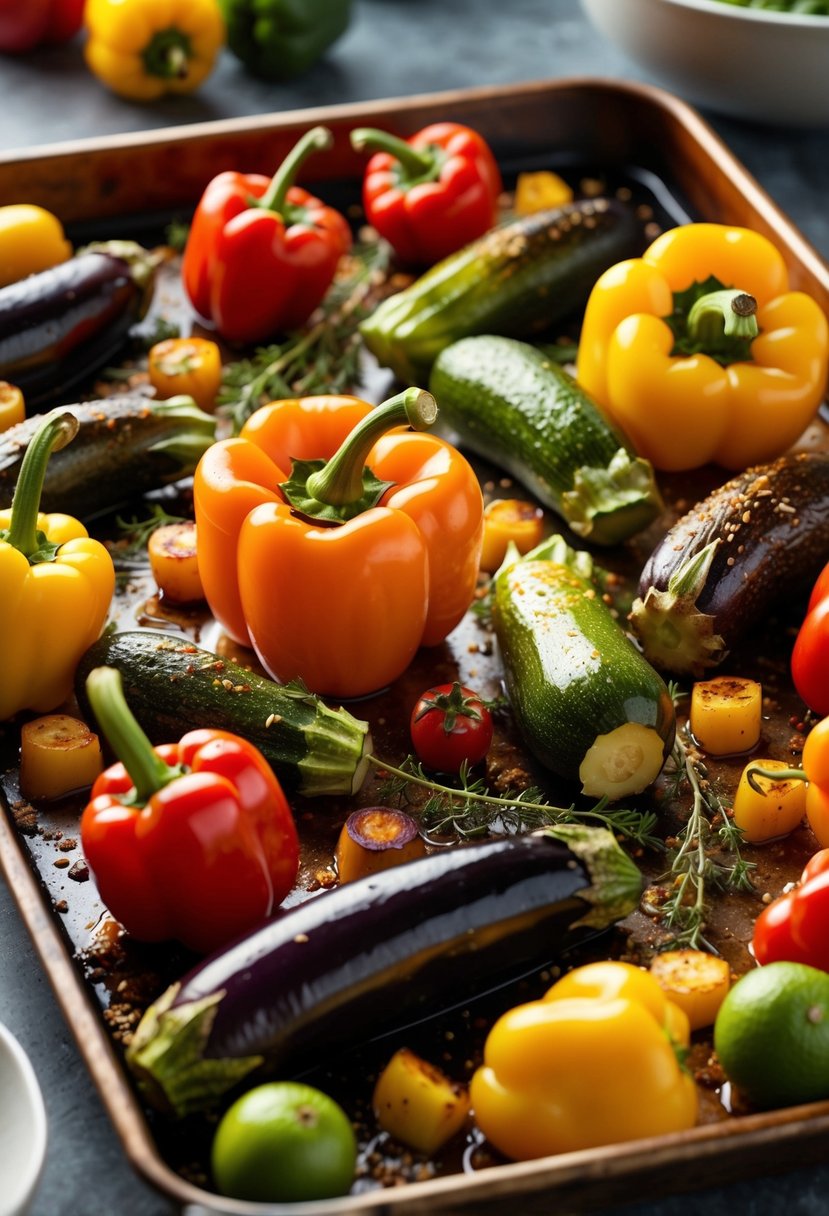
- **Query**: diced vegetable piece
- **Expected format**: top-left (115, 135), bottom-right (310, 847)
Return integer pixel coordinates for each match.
top-left (690, 676), bottom-right (762, 756)
top-left (650, 949), bottom-right (731, 1031)
top-left (373, 1048), bottom-right (471, 1154)
top-left (335, 807), bottom-right (426, 883)
top-left (148, 337), bottom-right (222, 412)
top-left (732, 758), bottom-right (807, 843)
top-left (147, 521), bottom-right (204, 605)
top-left (514, 171), bottom-right (574, 216)
top-left (19, 714), bottom-right (103, 800)
top-left (479, 498), bottom-right (544, 573)
top-left (0, 380), bottom-right (24, 431)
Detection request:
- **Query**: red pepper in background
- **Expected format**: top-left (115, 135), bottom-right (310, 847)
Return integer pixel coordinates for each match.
top-left (0, 0), bottom-right (85, 52)
top-left (350, 122), bottom-right (502, 266)
top-left (792, 558), bottom-right (829, 717)
top-left (80, 666), bottom-right (300, 955)
top-left (182, 125), bottom-right (352, 345)
top-left (754, 849), bottom-right (829, 972)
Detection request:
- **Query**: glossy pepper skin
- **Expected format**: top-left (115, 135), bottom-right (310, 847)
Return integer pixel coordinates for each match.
top-left (753, 849), bottom-right (829, 973)
top-left (791, 560), bottom-right (829, 718)
top-left (84, 0), bottom-right (225, 102)
top-left (182, 126), bottom-right (351, 345)
top-left (0, 411), bottom-right (114, 721)
top-left (0, 0), bottom-right (84, 52)
top-left (470, 960), bottom-right (697, 1161)
top-left (350, 122), bottom-right (502, 267)
top-left (0, 204), bottom-right (71, 288)
top-left (576, 223), bottom-right (829, 472)
top-left (194, 390), bottom-right (483, 698)
top-left (218, 0), bottom-right (352, 80)
top-left (81, 667), bottom-right (300, 955)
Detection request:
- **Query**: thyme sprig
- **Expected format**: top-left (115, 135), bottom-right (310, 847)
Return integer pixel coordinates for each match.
top-left (111, 503), bottom-right (190, 561)
top-left (370, 754), bottom-right (661, 848)
top-left (659, 706), bottom-right (755, 951)
top-left (218, 239), bottom-right (393, 434)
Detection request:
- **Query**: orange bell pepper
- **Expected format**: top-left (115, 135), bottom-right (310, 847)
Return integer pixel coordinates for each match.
top-left (193, 390), bottom-right (483, 698)
top-left (576, 223), bottom-right (829, 472)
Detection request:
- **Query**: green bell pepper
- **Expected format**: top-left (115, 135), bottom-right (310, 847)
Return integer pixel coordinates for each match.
top-left (218, 0), bottom-right (353, 81)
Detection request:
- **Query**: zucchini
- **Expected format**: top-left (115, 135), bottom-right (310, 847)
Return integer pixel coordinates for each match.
top-left (631, 451), bottom-right (829, 677)
top-left (360, 197), bottom-right (643, 383)
top-left (429, 335), bottom-right (662, 545)
top-left (0, 241), bottom-right (156, 409)
top-left (0, 394), bottom-right (216, 520)
top-left (494, 537), bottom-right (675, 798)
top-left (126, 825), bottom-right (642, 1116)
top-left (75, 631), bottom-right (372, 798)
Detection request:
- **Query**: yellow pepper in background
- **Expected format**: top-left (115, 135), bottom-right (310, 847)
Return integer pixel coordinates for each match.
top-left (576, 224), bottom-right (829, 472)
top-left (0, 205), bottom-right (72, 288)
top-left (470, 960), bottom-right (698, 1161)
top-left (0, 412), bottom-right (114, 720)
top-left (84, 0), bottom-right (225, 101)
top-left (0, 382), bottom-right (25, 432)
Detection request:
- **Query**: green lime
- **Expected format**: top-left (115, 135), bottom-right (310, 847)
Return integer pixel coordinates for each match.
top-left (714, 961), bottom-right (829, 1109)
top-left (211, 1081), bottom-right (358, 1202)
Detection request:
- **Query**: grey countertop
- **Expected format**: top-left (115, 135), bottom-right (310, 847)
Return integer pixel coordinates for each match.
top-left (1, 2), bottom-right (828, 1214)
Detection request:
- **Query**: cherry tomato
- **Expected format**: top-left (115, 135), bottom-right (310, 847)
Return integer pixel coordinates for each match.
top-left (754, 851), bottom-right (829, 973)
top-left (792, 596), bottom-right (829, 718)
top-left (410, 681), bottom-right (493, 773)
top-left (211, 1081), bottom-right (357, 1203)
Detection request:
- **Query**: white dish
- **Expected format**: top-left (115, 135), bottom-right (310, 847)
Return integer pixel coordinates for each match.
top-left (581, 0), bottom-right (829, 126)
top-left (0, 1022), bottom-right (48, 1216)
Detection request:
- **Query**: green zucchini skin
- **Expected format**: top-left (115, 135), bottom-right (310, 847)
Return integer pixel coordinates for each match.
top-left (430, 335), bottom-right (662, 545)
top-left (75, 632), bottom-right (372, 798)
top-left (360, 197), bottom-right (643, 384)
top-left (0, 395), bottom-right (216, 521)
top-left (494, 555), bottom-right (675, 797)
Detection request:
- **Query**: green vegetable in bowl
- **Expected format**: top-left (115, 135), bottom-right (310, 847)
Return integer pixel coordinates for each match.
top-left (715, 0), bottom-right (828, 12)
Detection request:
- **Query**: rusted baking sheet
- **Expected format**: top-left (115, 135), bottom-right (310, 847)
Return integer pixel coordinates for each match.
top-left (2, 77), bottom-right (829, 1216)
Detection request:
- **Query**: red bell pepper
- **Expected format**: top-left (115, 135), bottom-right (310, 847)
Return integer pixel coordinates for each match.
top-left (791, 558), bottom-right (829, 718)
top-left (181, 125), bottom-right (352, 345)
top-left (350, 121), bottom-right (502, 266)
top-left (0, 0), bottom-right (85, 52)
top-left (754, 849), bottom-right (829, 972)
top-left (80, 666), bottom-right (300, 954)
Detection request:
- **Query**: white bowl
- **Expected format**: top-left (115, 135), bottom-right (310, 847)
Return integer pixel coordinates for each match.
top-left (581, 0), bottom-right (829, 126)
top-left (0, 1022), bottom-right (48, 1216)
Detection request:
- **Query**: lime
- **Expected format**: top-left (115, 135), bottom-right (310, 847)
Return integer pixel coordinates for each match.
top-left (714, 961), bottom-right (829, 1109)
top-left (211, 1081), bottom-right (357, 1202)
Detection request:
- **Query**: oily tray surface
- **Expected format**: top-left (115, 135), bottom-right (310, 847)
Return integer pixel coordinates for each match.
top-left (2, 79), bottom-right (829, 1212)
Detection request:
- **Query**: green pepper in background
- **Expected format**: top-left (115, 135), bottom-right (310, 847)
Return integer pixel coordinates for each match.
top-left (218, 0), bottom-right (353, 80)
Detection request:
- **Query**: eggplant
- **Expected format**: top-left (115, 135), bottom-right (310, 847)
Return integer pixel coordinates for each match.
top-left (0, 241), bottom-right (156, 409)
top-left (126, 825), bottom-right (641, 1117)
top-left (630, 452), bottom-right (829, 677)
top-left (0, 394), bottom-right (215, 520)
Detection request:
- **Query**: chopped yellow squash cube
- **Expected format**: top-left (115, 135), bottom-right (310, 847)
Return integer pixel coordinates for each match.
top-left (147, 521), bottom-right (204, 605)
top-left (732, 758), bottom-right (807, 843)
top-left (20, 715), bottom-right (103, 801)
top-left (690, 676), bottom-right (762, 756)
top-left (480, 498), bottom-right (544, 573)
top-left (514, 171), bottom-right (574, 216)
top-left (650, 949), bottom-right (731, 1031)
top-left (372, 1048), bottom-right (470, 1154)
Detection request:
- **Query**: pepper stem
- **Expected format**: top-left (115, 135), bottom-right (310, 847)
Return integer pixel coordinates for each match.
top-left (4, 410), bottom-right (78, 557)
top-left (350, 127), bottom-right (437, 178)
top-left (686, 288), bottom-right (759, 351)
top-left (306, 388), bottom-right (437, 506)
top-left (85, 667), bottom-right (183, 804)
top-left (745, 763), bottom-right (807, 795)
top-left (257, 126), bottom-right (334, 214)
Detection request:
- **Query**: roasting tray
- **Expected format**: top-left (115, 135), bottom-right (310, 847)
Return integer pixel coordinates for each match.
top-left (2, 77), bottom-right (829, 1216)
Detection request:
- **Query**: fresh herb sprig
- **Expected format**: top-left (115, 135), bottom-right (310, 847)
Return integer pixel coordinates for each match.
top-left (218, 239), bottom-right (393, 434)
top-left (371, 754), bottom-right (661, 848)
top-left (111, 503), bottom-right (190, 561)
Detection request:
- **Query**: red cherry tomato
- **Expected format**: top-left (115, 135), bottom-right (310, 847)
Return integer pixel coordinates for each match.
top-left (792, 596), bottom-right (829, 718)
top-left (410, 682), bottom-right (493, 774)
top-left (753, 850), bottom-right (829, 973)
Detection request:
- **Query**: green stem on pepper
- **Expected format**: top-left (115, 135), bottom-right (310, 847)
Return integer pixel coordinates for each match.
top-left (350, 127), bottom-right (439, 181)
top-left (1, 410), bottom-right (78, 562)
top-left (257, 126), bottom-right (334, 215)
top-left (85, 666), bottom-right (185, 804)
top-left (686, 288), bottom-right (759, 353)
top-left (746, 762), bottom-right (807, 793)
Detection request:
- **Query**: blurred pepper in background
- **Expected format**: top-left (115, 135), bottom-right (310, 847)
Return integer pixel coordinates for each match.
top-left (0, 0), bottom-right (85, 53)
top-left (218, 0), bottom-right (352, 80)
top-left (0, 204), bottom-right (72, 288)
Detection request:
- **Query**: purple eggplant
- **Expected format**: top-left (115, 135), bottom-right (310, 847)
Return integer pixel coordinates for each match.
top-left (126, 825), bottom-right (641, 1117)
top-left (0, 241), bottom-right (156, 409)
top-left (631, 452), bottom-right (829, 677)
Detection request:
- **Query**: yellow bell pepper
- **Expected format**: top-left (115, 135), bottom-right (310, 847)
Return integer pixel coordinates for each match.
top-left (0, 412), bottom-right (114, 720)
top-left (84, 0), bottom-right (225, 101)
top-left (469, 960), bottom-right (698, 1161)
top-left (0, 205), bottom-right (72, 288)
top-left (576, 223), bottom-right (829, 472)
